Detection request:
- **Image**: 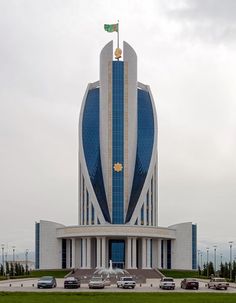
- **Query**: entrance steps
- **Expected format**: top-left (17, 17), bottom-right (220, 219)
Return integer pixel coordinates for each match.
top-left (69, 268), bottom-right (163, 284)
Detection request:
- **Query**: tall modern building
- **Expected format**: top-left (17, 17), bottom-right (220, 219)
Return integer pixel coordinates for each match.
top-left (35, 41), bottom-right (197, 270)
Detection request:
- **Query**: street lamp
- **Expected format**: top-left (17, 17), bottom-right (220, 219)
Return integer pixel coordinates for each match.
top-left (213, 245), bottom-right (217, 274)
top-left (1, 244), bottom-right (4, 276)
top-left (198, 250), bottom-right (201, 269)
top-left (206, 247), bottom-right (209, 277)
top-left (200, 252), bottom-right (203, 270)
top-left (25, 249), bottom-right (29, 274)
top-left (12, 246), bottom-right (16, 263)
top-left (229, 241), bottom-right (233, 281)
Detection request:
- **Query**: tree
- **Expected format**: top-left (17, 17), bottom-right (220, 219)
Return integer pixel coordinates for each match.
top-left (208, 261), bottom-right (215, 276)
top-left (5, 261), bottom-right (9, 275)
top-left (0, 264), bottom-right (3, 276)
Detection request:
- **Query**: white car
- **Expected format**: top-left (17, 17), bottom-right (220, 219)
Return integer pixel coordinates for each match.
top-left (159, 277), bottom-right (175, 290)
top-left (208, 278), bottom-right (229, 290)
top-left (88, 276), bottom-right (105, 289)
top-left (117, 276), bottom-right (136, 289)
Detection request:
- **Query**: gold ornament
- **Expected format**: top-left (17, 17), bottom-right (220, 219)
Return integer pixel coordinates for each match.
top-left (113, 162), bottom-right (123, 172)
top-left (114, 48), bottom-right (122, 59)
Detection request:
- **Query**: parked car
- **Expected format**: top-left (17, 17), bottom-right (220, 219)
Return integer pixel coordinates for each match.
top-left (88, 276), bottom-right (105, 289)
top-left (117, 276), bottom-right (136, 289)
top-left (207, 277), bottom-right (229, 290)
top-left (104, 278), bottom-right (111, 286)
top-left (37, 276), bottom-right (57, 289)
top-left (159, 277), bottom-right (175, 290)
top-left (181, 278), bottom-right (199, 290)
top-left (64, 277), bottom-right (81, 289)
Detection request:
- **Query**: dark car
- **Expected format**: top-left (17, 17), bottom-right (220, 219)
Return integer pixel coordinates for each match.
top-left (64, 277), bottom-right (81, 289)
top-left (37, 276), bottom-right (57, 288)
top-left (181, 278), bottom-right (199, 290)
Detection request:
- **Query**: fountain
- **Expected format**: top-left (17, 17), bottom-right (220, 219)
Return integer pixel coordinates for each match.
top-left (93, 260), bottom-right (130, 279)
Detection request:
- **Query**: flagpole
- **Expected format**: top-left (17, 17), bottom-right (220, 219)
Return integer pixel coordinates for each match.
top-left (117, 20), bottom-right (119, 49)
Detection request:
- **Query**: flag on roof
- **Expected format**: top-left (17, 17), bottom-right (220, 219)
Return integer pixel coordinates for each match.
top-left (104, 23), bottom-right (118, 32)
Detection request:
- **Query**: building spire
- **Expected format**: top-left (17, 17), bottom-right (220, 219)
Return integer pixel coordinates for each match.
top-left (104, 21), bottom-right (122, 60)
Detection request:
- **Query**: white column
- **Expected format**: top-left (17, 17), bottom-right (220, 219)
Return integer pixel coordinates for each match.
top-left (101, 237), bottom-right (106, 267)
top-left (127, 237), bottom-right (132, 269)
top-left (75, 239), bottom-right (81, 268)
top-left (88, 201), bottom-right (92, 225)
top-left (84, 192), bottom-right (87, 225)
top-left (157, 239), bottom-right (162, 268)
top-left (132, 237), bottom-right (137, 268)
top-left (71, 238), bottom-right (76, 268)
top-left (142, 238), bottom-right (147, 269)
top-left (143, 201), bottom-right (147, 226)
top-left (148, 191), bottom-right (152, 226)
top-left (137, 213), bottom-right (141, 225)
top-left (146, 238), bottom-right (151, 268)
top-left (82, 238), bottom-right (87, 268)
top-left (87, 237), bottom-right (91, 268)
top-left (96, 237), bottom-right (101, 268)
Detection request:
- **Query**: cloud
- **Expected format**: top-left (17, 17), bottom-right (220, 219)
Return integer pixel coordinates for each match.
top-left (162, 0), bottom-right (236, 44)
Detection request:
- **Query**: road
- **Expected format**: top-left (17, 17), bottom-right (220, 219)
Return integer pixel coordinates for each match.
top-left (0, 278), bottom-right (236, 293)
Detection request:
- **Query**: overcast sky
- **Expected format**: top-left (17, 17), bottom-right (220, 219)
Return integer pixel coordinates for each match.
top-left (1, 0), bottom-right (236, 263)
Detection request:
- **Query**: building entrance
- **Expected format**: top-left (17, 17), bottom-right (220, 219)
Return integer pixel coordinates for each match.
top-left (109, 240), bottom-right (125, 269)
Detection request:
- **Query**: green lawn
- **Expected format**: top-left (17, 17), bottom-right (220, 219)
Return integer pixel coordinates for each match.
top-left (160, 269), bottom-right (205, 279)
top-left (0, 269), bottom-right (71, 280)
top-left (29, 269), bottom-right (71, 278)
top-left (1, 292), bottom-right (236, 303)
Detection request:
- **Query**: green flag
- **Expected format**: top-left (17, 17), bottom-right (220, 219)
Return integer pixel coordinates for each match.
top-left (104, 23), bottom-right (118, 33)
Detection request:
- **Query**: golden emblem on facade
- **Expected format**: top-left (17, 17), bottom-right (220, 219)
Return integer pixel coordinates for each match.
top-left (113, 162), bottom-right (123, 172)
top-left (114, 47), bottom-right (122, 59)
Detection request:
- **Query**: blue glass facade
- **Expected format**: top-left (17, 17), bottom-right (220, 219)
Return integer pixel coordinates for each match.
top-left (82, 88), bottom-right (111, 222)
top-left (109, 240), bottom-right (125, 268)
top-left (126, 89), bottom-right (155, 222)
top-left (112, 61), bottom-right (124, 224)
top-left (192, 224), bottom-right (197, 269)
top-left (35, 222), bottom-right (40, 269)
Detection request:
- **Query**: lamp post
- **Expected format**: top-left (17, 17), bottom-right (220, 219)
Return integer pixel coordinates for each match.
top-left (12, 246), bottom-right (16, 276)
top-left (206, 247), bottom-right (209, 277)
top-left (213, 245), bottom-right (217, 274)
top-left (12, 246), bottom-right (16, 263)
top-left (1, 244), bottom-right (4, 276)
top-left (198, 250), bottom-right (201, 269)
top-left (25, 249), bottom-right (29, 274)
top-left (229, 241), bottom-right (233, 281)
top-left (200, 252), bottom-right (203, 270)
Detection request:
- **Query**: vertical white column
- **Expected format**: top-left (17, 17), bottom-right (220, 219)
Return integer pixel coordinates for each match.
top-left (88, 201), bottom-right (92, 225)
top-left (142, 238), bottom-right (147, 269)
top-left (101, 237), bottom-right (106, 267)
top-left (84, 191), bottom-right (87, 225)
top-left (148, 191), bottom-right (152, 226)
top-left (82, 238), bottom-right (87, 268)
top-left (143, 201), bottom-right (147, 226)
top-left (127, 237), bottom-right (132, 269)
top-left (71, 238), bottom-right (76, 268)
top-left (157, 239), bottom-right (162, 268)
top-left (87, 238), bottom-right (91, 268)
top-left (132, 237), bottom-right (137, 268)
top-left (96, 237), bottom-right (101, 268)
top-left (75, 239), bottom-right (81, 268)
top-left (137, 213), bottom-right (141, 225)
top-left (146, 238), bottom-right (151, 268)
